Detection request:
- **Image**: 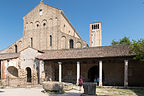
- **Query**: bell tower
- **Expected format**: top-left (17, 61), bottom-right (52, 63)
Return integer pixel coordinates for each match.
top-left (90, 22), bottom-right (102, 47)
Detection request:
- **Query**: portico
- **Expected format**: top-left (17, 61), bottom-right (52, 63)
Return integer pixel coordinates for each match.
top-left (37, 45), bottom-right (144, 87)
top-left (39, 57), bottom-right (132, 86)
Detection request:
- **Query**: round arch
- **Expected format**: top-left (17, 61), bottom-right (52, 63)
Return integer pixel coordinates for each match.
top-left (7, 66), bottom-right (18, 77)
top-left (88, 65), bottom-right (104, 83)
top-left (26, 67), bottom-right (32, 82)
top-left (61, 36), bottom-right (66, 49)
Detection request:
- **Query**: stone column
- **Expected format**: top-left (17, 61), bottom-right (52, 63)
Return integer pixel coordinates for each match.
top-left (58, 62), bottom-right (62, 82)
top-left (77, 61), bottom-right (80, 85)
top-left (99, 60), bottom-right (103, 86)
top-left (39, 60), bottom-right (45, 84)
top-left (124, 60), bottom-right (128, 87)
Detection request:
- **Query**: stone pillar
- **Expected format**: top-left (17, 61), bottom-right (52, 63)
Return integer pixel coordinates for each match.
top-left (99, 60), bottom-right (103, 86)
top-left (39, 60), bottom-right (45, 83)
top-left (77, 61), bottom-right (80, 84)
top-left (58, 62), bottom-right (62, 82)
top-left (124, 60), bottom-right (128, 87)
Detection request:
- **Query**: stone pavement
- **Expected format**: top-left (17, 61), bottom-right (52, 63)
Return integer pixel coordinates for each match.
top-left (0, 87), bottom-right (82, 96)
top-left (0, 86), bottom-right (108, 96)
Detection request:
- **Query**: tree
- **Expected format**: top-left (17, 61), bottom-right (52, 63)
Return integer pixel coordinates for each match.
top-left (129, 39), bottom-right (144, 62)
top-left (112, 40), bottom-right (119, 45)
top-left (111, 37), bottom-right (131, 45)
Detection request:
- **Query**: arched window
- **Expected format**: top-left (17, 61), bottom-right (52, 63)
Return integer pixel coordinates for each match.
top-left (43, 23), bottom-right (46, 27)
top-left (15, 45), bottom-right (18, 53)
top-left (61, 36), bottom-right (66, 49)
top-left (39, 9), bottom-right (43, 15)
top-left (31, 38), bottom-right (33, 48)
top-left (50, 35), bottom-right (52, 47)
top-left (70, 39), bottom-right (74, 49)
top-left (37, 24), bottom-right (39, 27)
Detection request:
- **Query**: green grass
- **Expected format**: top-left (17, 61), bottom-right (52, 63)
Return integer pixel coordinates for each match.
top-left (96, 87), bottom-right (144, 96)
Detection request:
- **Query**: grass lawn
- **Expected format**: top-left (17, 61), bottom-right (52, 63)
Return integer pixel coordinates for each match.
top-left (96, 87), bottom-right (144, 96)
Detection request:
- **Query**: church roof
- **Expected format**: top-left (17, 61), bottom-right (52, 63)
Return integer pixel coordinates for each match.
top-left (0, 53), bottom-right (19, 60)
top-left (37, 45), bottom-right (135, 60)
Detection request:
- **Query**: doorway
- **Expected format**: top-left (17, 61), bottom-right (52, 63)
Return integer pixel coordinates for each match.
top-left (88, 66), bottom-right (99, 82)
top-left (26, 67), bottom-right (31, 82)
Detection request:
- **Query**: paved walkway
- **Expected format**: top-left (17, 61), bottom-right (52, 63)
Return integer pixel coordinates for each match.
top-left (0, 87), bottom-right (83, 96)
top-left (0, 87), bottom-right (108, 96)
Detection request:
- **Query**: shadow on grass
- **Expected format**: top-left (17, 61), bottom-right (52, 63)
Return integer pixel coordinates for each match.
top-left (116, 87), bottom-right (144, 96)
top-left (128, 88), bottom-right (144, 96)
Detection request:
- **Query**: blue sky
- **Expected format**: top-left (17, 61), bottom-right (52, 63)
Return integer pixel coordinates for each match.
top-left (0, 0), bottom-right (144, 50)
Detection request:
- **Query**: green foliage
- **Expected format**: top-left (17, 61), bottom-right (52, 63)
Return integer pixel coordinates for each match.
top-left (129, 39), bottom-right (144, 62)
top-left (112, 40), bottom-right (119, 45)
top-left (119, 37), bottom-right (131, 45)
top-left (112, 37), bottom-right (131, 45)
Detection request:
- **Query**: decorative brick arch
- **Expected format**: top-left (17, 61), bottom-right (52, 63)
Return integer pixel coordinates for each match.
top-left (61, 36), bottom-right (66, 49)
top-left (42, 19), bottom-right (47, 27)
top-left (7, 66), bottom-right (18, 77)
top-left (35, 21), bottom-right (40, 29)
top-left (76, 42), bottom-right (82, 48)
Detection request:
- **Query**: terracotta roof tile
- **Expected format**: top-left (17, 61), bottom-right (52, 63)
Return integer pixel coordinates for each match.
top-left (37, 45), bottom-right (135, 60)
top-left (0, 53), bottom-right (19, 60)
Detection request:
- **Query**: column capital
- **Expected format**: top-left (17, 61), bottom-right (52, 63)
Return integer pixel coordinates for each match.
top-left (124, 60), bottom-right (128, 63)
top-left (58, 62), bottom-right (62, 64)
top-left (77, 61), bottom-right (80, 64)
top-left (99, 60), bottom-right (102, 64)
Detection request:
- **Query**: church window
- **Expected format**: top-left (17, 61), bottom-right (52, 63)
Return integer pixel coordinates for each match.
top-left (50, 35), bottom-right (52, 47)
top-left (39, 9), bottom-right (43, 15)
top-left (31, 38), bottom-right (33, 48)
top-left (70, 39), bottom-right (74, 49)
top-left (15, 45), bottom-right (18, 53)
top-left (43, 23), bottom-right (46, 27)
top-left (37, 24), bottom-right (39, 27)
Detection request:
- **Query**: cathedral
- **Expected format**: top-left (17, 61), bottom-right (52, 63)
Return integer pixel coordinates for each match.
top-left (0, 0), bottom-right (144, 87)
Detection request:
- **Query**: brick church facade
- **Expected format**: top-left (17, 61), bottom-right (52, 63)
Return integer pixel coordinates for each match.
top-left (0, 1), bottom-right (144, 87)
